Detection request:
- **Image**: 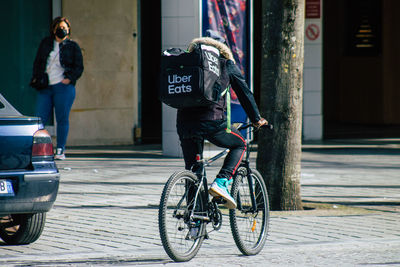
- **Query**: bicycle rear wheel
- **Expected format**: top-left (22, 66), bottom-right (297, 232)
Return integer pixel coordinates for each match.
top-left (229, 166), bottom-right (270, 255)
top-left (158, 171), bottom-right (206, 262)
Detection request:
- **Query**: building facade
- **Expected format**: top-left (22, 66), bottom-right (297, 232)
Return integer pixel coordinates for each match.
top-left (1, 0), bottom-right (398, 156)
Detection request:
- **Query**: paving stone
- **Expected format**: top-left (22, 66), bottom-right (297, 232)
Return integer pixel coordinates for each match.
top-left (0, 143), bottom-right (399, 266)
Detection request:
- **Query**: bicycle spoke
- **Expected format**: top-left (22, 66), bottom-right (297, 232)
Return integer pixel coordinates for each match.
top-left (230, 167), bottom-right (270, 255)
top-left (159, 171), bottom-right (206, 262)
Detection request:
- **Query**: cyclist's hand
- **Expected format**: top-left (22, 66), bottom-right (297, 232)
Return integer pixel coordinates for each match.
top-left (253, 118), bottom-right (268, 128)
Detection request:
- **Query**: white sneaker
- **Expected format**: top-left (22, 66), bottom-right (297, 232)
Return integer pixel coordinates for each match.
top-left (54, 148), bottom-right (66, 160)
top-left (209, 177), bottom-right (236, 209)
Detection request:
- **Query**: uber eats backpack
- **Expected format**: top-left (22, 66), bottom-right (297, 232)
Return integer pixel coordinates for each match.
top-left (159, 44), bottom-right (228, 109)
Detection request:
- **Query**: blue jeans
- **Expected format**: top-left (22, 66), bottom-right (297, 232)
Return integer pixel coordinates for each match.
top-left (36, 82), bottom-right (76, 151)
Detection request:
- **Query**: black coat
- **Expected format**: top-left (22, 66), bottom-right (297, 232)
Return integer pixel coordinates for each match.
top-left (32, 36), bottom-right (84, 85)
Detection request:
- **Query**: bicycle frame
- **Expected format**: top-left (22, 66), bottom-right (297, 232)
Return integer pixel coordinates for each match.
top-left (189, 122), bottom-right (268, 220)
top-left (189, 152), bottom-right (227, 224)
top-left (236, 123), bottom-right (273, 212)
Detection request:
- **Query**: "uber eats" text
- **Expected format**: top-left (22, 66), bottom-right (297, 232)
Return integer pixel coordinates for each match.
top-left (167, 74), bottom-right (192, 94)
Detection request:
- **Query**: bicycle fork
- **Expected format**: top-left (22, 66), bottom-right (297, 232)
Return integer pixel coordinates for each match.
top-left (239, 161), bottom-right (258, 213)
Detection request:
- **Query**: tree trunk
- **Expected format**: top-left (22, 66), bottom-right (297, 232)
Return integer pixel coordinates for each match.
top-left (256, 0), bottom-right (304, 211)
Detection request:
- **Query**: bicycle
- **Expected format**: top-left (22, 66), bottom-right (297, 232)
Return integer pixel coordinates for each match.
top-left (158, 123), bottom-right (272, 262)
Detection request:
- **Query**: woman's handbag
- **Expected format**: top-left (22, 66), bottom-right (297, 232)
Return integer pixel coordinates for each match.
top-left (30, 73), bottom-right (49, 90)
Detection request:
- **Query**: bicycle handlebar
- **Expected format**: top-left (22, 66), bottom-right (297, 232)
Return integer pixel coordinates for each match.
top-left (237, 122), bottom-right (274, 131)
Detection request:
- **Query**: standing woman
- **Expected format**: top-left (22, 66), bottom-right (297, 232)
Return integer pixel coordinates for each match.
top-left (30, 17), bottom-right (84, 160)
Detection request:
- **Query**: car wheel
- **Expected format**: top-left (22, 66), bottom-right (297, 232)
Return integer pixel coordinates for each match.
top-left (0, 213), bottom-right (46, 245)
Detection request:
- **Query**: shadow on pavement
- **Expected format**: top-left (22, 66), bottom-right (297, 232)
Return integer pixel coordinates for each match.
top-left (64, 144), bottom-right (167, 159)
top-left (303, 147), bottom-right (400, 156)
top-left (303, 138), bottom-right (400, 155)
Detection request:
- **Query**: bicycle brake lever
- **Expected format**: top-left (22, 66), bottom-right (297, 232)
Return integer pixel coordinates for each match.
top-left (266, 124), bottom-right (273, 130)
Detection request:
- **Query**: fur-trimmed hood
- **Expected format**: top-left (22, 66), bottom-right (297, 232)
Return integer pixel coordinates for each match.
top-left (188, 37), bottom-right (235, 62)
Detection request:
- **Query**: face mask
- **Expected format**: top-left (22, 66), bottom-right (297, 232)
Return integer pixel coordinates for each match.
top-left (55, 27), bottom-right (68, 39)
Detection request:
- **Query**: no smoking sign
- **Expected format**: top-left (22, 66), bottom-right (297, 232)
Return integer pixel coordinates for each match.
top-left (306, 24), bottom-right (320, 41)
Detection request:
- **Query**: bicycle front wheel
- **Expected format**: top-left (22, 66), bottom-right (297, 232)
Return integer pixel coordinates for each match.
top-left (158, 171), bottom-right (206, 262)
top-left (229, 167), bottom-right (270, 255)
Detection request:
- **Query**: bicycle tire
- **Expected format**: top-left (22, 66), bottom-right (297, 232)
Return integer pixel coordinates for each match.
top-left (229, 166), bottom-right (270, 255)
top-left (158, 170), bottom-right (206, 262)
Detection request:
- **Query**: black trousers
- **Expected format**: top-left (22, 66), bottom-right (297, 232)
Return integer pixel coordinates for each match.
top-left (177, 120), bottom-right (247, 180)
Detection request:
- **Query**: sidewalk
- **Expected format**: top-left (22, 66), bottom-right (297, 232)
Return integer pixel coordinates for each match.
top-left (0, 141), bottom-right (399, 266)
top-left (302, 138), bottom-right (400, 208)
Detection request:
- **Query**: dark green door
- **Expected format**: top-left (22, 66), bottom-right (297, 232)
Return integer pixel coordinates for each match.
top-left (0, 0), bottom-right (51, 116)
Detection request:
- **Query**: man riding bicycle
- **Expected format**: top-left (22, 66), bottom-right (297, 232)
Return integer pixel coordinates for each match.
top-left (177, 30), bottom-right (267, 209)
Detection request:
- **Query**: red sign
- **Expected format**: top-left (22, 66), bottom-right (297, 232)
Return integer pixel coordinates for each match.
top-left (305, 24), bottom-right (320, 41)
top-left (306, 0), bottom-right (321, 19)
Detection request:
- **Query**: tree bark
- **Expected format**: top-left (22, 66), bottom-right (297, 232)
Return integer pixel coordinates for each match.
top-left (256, 0), bottom-right (304, 211)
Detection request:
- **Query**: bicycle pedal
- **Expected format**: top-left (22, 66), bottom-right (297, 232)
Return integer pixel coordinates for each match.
top-left (213, 196), bottom-right (227, 205)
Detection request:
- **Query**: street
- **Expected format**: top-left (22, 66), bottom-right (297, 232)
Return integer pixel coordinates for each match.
top-left (1, 141), bottom-right (400, 266)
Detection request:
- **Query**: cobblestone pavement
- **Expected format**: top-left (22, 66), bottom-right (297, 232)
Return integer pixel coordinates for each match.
top-left (1, 141), bottom-right (400, 266)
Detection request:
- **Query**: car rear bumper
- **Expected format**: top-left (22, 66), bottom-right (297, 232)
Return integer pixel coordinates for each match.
top-left (0, 170), bottom-right (60, 216)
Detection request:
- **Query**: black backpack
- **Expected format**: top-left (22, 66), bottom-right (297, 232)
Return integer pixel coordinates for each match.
top-left (159, 44), bottom-right (227, 109)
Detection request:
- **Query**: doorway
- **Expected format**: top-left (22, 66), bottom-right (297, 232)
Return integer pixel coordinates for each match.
top-left (139, 0), bottom-right (162, 143)
top-left (323, 0), bottom-right (400, 138)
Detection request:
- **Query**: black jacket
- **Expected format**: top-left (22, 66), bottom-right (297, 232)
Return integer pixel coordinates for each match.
top-left (32, 36), bottom-right (84, 85)
top-left (177, 59), bottom-right (261, 124)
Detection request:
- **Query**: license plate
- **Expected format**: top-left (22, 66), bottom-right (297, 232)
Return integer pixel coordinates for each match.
top-left (0, 180), bottom-right (15, 196)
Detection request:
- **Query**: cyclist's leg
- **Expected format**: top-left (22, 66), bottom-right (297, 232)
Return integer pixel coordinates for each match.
top-left (178, 135), bottom-right (205, 238)
top-left (177, 121), bottom-right (204, 171)
top-left (179, 136), bottom-right (204, 171)
top-left (177, 129), bottom-right (204, 217)
top-left (206, 127), bottom-right (246, 208)
top-left (207, 126), bottom-right (247, 179)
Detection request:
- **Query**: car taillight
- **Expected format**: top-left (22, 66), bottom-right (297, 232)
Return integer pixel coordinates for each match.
top-left (32, 129), bottom-right (53, 157)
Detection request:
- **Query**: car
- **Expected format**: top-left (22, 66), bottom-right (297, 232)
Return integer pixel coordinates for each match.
top-left (0, 93), bottom-right (59, 245)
